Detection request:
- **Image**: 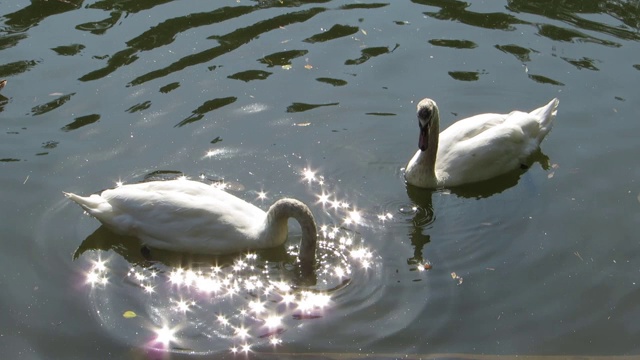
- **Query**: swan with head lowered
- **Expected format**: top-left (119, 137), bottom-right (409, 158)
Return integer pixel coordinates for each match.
top-left (405, 98), bottom-right (559, 188)
top-left (64, 179), bottom-right (317, 274)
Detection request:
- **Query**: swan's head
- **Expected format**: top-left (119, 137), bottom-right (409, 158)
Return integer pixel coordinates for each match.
top-left (416, 98), bottom-right (438, 151)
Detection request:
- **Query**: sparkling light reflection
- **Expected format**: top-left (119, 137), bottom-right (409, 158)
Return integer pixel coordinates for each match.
top-left (302, 168), bottom-right (316, 183)
top-left (154, 325), bottom-right (177, 346)
top-left (204, 148), bottom-right (225, 159)
top-left (263, 314), bottom-right (282, 329)
top-left (85, 257), bottom-right (109, 286)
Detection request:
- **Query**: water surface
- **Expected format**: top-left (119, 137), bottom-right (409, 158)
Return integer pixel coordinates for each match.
top-left (1, 0), bottom-right (640, 358)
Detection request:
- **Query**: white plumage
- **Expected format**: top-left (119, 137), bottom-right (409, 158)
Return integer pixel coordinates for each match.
top-left (405, 98), bottom-right (559, 188)
top-left (65, 179), bottom-right (317, 272)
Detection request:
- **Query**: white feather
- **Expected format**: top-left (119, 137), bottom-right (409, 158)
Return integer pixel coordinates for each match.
top-left (405, 98), bottom-right (559, 188)
top-left (65, 179), bottom-right (317, 271)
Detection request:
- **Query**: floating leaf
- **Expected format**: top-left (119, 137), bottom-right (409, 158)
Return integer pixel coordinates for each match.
top-left (361, 29), bottom-right (367, 35)
top-left (281, 64), bottom-right (292, 70)
top-left (123, 311), bottom-right (137, 318)
top-left (304, 64), bottom-right (313, 69)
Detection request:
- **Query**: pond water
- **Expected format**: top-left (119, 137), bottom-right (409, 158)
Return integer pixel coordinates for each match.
top-left (2, 0), bottom-right (640, 358)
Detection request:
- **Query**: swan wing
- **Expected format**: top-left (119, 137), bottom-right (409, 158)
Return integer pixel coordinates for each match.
top-left (435, 99), bottom-right (558, 186)
top-left (437, 125), bottom-right (528, 185)
top-left (95, 180), bottom-right (267, 252)
top-left (439, 112), bottom-right (509, 145)
top-left (439, 98), bottom-right (558, 147)
top-left (436, 112), bottom-right (543, 186)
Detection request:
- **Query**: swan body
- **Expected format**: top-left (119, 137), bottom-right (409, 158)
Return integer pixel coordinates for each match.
top-left (405, 98), bottom-right (559, 188)
top-left (65, 179), bottom-right (317, 271)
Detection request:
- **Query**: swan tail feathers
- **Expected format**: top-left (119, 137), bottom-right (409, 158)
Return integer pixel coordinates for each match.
top-left (531, 98), bottom-right (559, 142)
top-left (64, 192), bottom-right (112, 214)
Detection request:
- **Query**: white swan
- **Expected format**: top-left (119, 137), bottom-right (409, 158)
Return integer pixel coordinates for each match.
top-left (405, 97), bottom-right (559, 188)
top-left (65, 179), bottom-right (317, 273)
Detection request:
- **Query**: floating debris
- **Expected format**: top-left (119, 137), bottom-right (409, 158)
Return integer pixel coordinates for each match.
top-left (451, 272), bottom-right (463, 285)
top-left (548, 163), bottom-right (560, 179)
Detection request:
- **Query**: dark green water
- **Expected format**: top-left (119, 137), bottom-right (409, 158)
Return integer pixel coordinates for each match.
top-left (1, 0), bottom-right (640, 358)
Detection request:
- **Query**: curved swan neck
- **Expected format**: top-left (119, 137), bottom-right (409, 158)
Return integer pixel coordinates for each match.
top-left (414, 101), bottom-right (440, 184)
top-left (264, 198), bottom-right (317, 273)
top-left (424, 107), bottom-right (440, 178)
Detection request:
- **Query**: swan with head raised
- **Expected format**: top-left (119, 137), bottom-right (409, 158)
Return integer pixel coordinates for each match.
top-left (405, 98), bottom-right (559, 188)
top-left (64, 179), bottom-right (317, 273)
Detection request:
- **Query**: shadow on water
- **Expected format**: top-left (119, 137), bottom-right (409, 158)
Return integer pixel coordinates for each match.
top-left (413, 0), bottom-right (640, 42)
top-left (449, 148), bottom-right (551, 199)
top-left (2, 0), bottom-right (82, 33)
top-left (400, 147), bottom-right (550, 272)
top-left (76, 3), bottom-right (331, 86)
top-left (72, 225), bottom-right (317, 286)
top-left (506, 0), bottom-right (640, 42)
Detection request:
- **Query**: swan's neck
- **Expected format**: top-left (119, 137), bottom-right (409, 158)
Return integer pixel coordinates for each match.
top-left (262, 198), bottom-right (317, 273)
top-left (415, 113), bottom-right (440, 185)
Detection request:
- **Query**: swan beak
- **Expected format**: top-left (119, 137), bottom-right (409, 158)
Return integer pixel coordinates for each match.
top-left (418, 125), bottom-right (428, 151)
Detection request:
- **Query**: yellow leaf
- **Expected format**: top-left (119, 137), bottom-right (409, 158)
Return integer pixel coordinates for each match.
top-left (304, 64), bottom-right (313, 69)
top-left (123, 310), bottom-right (137, 318)
top-left (282, 64), bottom-right (292, 70)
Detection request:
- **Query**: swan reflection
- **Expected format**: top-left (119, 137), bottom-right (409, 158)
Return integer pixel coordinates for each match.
top-left (80, 248), bottom-right (339, 352)
top-left (404, 186), bottom-right (436, 271)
